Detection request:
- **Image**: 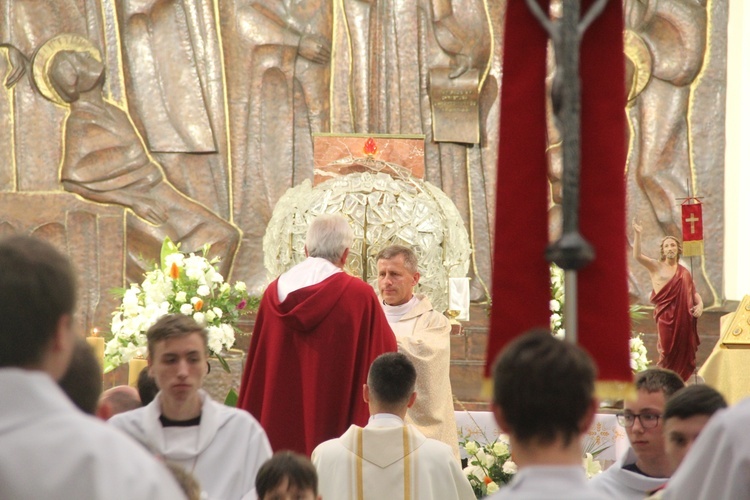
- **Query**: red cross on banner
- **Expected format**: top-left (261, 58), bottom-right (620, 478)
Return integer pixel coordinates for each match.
top-left (681, 202), bottom-right (704, 256)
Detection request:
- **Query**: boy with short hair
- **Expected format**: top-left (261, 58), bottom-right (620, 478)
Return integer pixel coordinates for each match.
top-left (256, 452), bottom-right (321, 500)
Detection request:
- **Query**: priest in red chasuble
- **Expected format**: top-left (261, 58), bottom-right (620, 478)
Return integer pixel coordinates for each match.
top-left (238, 214), bottom-right (397, 456)
top-left (633, 220), bottom-right (703, 381)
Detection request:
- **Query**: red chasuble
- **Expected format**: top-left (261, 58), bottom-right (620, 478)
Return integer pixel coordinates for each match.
top-left (238, 272), bottom-right (397, 456)
top-left (651, 266), bottom-right (700, 380)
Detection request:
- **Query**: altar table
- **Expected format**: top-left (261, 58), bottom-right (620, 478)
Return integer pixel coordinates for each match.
top-left (455, 411), bottom-right (627, 468)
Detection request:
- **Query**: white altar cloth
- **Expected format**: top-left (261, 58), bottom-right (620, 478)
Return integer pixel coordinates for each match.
top-left (455, 411), bottom-right (627, 467)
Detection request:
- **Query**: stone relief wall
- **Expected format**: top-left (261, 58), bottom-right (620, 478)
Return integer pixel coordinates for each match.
top-left (0, 0), bottom-right (726, 337)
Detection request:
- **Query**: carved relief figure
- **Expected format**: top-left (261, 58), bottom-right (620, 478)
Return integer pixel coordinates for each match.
top-left (331, 0), bottom-right (496, 300)
top-left (624, 0), bottom-right (716, 304)
top-left (116, 0), bottom-right (231, 218)
top-left (0, 0), bottom-right (101, 191)
top-left (221, 0), bottom-right (333, 289)
top-left (34, 34), bottom-right (239, 281)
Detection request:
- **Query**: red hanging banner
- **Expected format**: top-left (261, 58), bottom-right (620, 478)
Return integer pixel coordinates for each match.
top-left (681, 201), bottom-right (704, 256)
top-left (486, 0), bottom-right (632, 397)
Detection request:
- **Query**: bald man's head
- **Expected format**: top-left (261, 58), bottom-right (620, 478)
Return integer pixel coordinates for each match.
top-left (96, 385), bottom-right (141, 420)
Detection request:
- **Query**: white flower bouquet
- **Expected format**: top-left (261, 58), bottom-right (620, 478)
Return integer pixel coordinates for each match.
top-left (461, 434), bottom-right (604, 498)
top-left (550, 264), bottom-right (565, 338)
top-left (103, 238), bottom-right (252, 373)
top-left (629, 333), bottom-right (651, 372)
top-left (461, 435), bottom-right (516, 498)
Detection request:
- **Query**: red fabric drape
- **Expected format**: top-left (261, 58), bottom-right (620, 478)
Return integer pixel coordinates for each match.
top-left (577, 0), bottom-right (631, 384)
top-left (485, 0), bottom-right (551, 377)
top-left (486, 0), bottom-right (631, 386)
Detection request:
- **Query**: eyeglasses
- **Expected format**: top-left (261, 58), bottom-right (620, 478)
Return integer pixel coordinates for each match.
top-left (616, 412), bottom-right (661, 429)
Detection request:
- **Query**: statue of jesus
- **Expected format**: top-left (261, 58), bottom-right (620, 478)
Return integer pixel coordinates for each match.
top-left (632, 219), bottom-right (703, 380)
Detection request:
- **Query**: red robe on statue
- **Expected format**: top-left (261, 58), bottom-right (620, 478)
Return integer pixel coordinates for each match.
top-left (651, 265), bottom-right (700, 380)
top-left (238, 272), bottom-right (397, 455)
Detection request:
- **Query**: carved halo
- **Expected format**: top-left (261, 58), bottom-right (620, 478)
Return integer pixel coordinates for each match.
top-left (31, 33), bottom-right (102, 106)
top-left (624, 29), bottom-right (653, 104)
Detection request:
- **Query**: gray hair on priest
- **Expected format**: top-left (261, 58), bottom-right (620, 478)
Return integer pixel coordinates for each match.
top-left (306, 214), bottom-right (354, 264)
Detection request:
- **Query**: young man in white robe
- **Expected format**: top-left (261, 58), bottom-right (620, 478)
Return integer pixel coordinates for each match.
top-left (662, 396), bottom-right (750, 499)
top-left (311, 352), bottom-right (474, 500)
top-left (488, 330), bottom-right (607, 500)
top-left (590, 368), bottom-right (684, 499)
top-left (376, 245), bottom-right (459, 456)
top-left (0, 235), bottom-right (186, 499)
top-left (110, 314), bottom-right (272, 500)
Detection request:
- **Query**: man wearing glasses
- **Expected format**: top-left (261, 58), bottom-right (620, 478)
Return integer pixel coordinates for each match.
top-left (590, 368), bottom-right (684, 499)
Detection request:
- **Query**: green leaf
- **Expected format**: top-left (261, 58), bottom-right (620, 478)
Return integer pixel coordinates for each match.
top-left (224, 388), bottom-right (239, 407)
top-left (216, 353), bottom-right (231, 373)
top-left (160, 237), bottom-right (180, 270)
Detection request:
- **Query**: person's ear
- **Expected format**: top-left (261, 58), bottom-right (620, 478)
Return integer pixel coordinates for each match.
top-left (304, 245), bottom-right (309, 258)
top-left (51, 314), bottom-right (73, 353)
top-left (339, 248), bottom-right (350, 266)
top-left (412, 271), bottom-right (420, 287)
top-left (96, 401), bottom-right (113, 421)
top-left (363, 384), bottom-right (370, 404)
top-left (579, 399), bottom-right (598, 434)
top-left (492, 402), bottom-right (511, 433)
top-left (406, 391), bottom-right (417, 408)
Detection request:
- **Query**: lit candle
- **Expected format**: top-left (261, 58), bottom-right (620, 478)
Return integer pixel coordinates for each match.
top-left (128, 356), bottom-right (148, 387)
top-left (86, 328), bottom-right (105, 370)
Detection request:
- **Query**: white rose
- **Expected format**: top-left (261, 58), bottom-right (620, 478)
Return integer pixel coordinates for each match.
top-left (220, 282), bottom-right (231, 293)
top-left (550, 299), bottom-right (560, 311)
top-left (464, 441), bottom-right (479, 455)
top-left (180, 303), bottom-right (194, 315)
top-left (486, 482), bottom-right (500, 494)
top-left (208, 336), bottom-right (223, 355)
top-left (492, 441), bottom-right (509, 456)
top-left (205, 310), bottom-right (216, 322)
top-left (220, 323), bottom-right (236, 346)
top-left (502, 460), bottom-right (518, 474)
top-left (234, 281), bottom-right (246, 291)
top-left (197, 285), bottom-right (211, 297)
top-left (175, 291), bottom-right (187, 303)
top-left (212, 307), bottom-right (223, 319)
top-left (463, 465), bottom-right (485, 481)
top-left (193, 312), bottom-right (206, 325)
top-left (164, 253), bottom-right (184, 269)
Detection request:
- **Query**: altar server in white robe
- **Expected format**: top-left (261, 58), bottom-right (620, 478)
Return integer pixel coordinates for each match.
top-left (662, 397), bottom-right (750, 499)
top-left (0, 235), bottom-right (186, 499)
top-left (488, 331), bottom-right (608, 499)
top-left (110, 314), bottom-right (272, 500)
top-left (590, 368), bottom-right (684, 499)
top-left (376, 245), bottom-right (459, 457)
top-left (312, 352), bottom-right (474, 500)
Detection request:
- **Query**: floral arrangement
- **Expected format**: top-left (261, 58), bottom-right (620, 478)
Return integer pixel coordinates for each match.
top-left (549, 265), bottom-right (651, 372)
top-left (461, 435), bottom-right (603, 498)
top-left (629, 333), bottom-right (651, 372)
top-left (103, 238), bottom-right (252, 373)
top-left (462, 435), bottom-right (516, 497)
top-left (550, 264), bottom-right (565, 338)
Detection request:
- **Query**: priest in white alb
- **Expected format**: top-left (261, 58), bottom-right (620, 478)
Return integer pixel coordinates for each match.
top-left (312, 352), bottom-right (474, 500)
top-left (376, 245), bottom-right (459, 457)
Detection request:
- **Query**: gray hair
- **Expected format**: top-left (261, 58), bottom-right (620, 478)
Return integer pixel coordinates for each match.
top-left (306, 214), bottom-right (354, 264)
top-left (375, 245), bottom-right (419, 273)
